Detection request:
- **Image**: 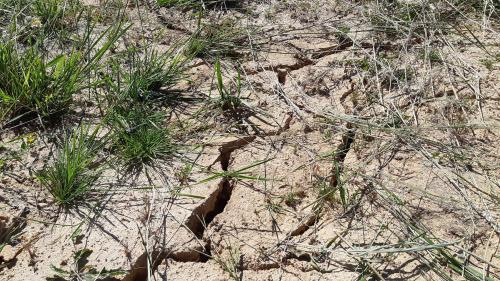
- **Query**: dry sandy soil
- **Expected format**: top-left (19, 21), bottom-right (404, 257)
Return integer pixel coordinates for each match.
top-left (1, 0), bottom-right (499, 280)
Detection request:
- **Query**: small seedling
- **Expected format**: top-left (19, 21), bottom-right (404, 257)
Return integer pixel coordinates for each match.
top-left (314, 178), bottom-right (337, 206)
top-left (48, 248), bottom-right (125, 281)
top-left (212, 241), bottom-right (242, 281)
top-left (265, 198), bottom-right (287, 216)
top-left (213, 60), bottom-right (242, 112)
top-left (175, 162), bottom-right (193, 186)
top-left (0, 208), bottom-right (28, 255)
top-left (283, 191), bottom-right (304, 208)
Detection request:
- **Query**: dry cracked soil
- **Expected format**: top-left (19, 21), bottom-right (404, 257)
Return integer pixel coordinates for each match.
top-left (1, 0), bottom-right (499, 280)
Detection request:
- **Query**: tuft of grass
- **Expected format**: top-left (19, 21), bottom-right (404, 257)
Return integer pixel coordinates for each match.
top-left (312, 161), bottom-right (348, 210)
top-left (175, 162), bottom-right (194, 186)
top-left (0, 0), bottom-right (82, 42)
top-left (105, 46), bottom-right (190, 104)
top-left (0, 208), bottom-right (28, 255)
top-left (186, 19), bottom-right (248, 59)
top-left (212, 242), bottom-right (241, 281)
top-left (283, 191), bottom-right (304, 208)
top-left (0, 21), bottom-right (128, 124)
top-left (0, 42), bottom-right (81, 121)
top-left (37, 126), bottom-right (103, 207)
top-left (313, 177), bottom-right (337, 207)
top-left (108, 106), bottom-right (175, 169)
top-left (33, 0), bottom-right (81, 32)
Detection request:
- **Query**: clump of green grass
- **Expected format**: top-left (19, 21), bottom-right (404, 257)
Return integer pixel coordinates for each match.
top-left (0, 0), bottom-right (82, 42)
top-left (0, 22), bottom-right (128, 124)
top-left (126, 47), bottom-right (188, 100)
top-left (33, 0), bottom-right (81, 31)
top-left (102, 45), bottom-right (188, 171)
top-left (186, 19), bottom-right (248, 59)
top-left (108, 106), bottom-right (175, 169)
top-left (105, 46), bottom-right (190, 104)
top-left (37, 126), bottom-right (103, 207)
top-left (0, 42), bottom-right (81, 121)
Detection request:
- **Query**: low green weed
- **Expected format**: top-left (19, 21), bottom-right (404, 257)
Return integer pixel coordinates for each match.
top-left (0, 43), bottom-right (81, 122)
top-left (48, 248), bottom-right (125, 281)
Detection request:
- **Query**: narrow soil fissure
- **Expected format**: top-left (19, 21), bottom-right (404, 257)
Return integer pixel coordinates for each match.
top-left (123, 180), bottom-right (233, 281)
top-left (122, 250), bottom-right (167, 281)
top-left (184, 180), bottom-right (234, 239)
top-left (330, 125), bottom-right (356, 188)
top-left (287, 126), bottom-right (356, 239)
top-left (122, 137), bottom-right (255, 281)
top-left (209, 136), bottom-right (256, 170)
top-left (268, 56), bottom-right (314, 85)
top-left (290, 213), bottom-right (318, 237)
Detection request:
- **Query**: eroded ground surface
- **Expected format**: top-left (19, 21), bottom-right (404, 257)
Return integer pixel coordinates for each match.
top-left (1, 0), bottom-right (499, 280)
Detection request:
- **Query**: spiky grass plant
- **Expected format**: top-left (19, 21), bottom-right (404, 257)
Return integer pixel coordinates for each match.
top-left (108, 106), bottom-right (175, 169)
top-left (186, 19), bottom-right (248, 59)
top-left (0, 21), bottom-right (128, 124)
top-left (0, 0), bottom-right (82, 42)
top-left (125, 47), bottom-right (189, 101)
top-left (0, 42), bottom-right (81, 121)
top-left (37, 126), bottom-right (103, 207)
top-left (33, 0), bottom-right (81, 31)
top-left (105, 46), bottom-right (190, 104)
